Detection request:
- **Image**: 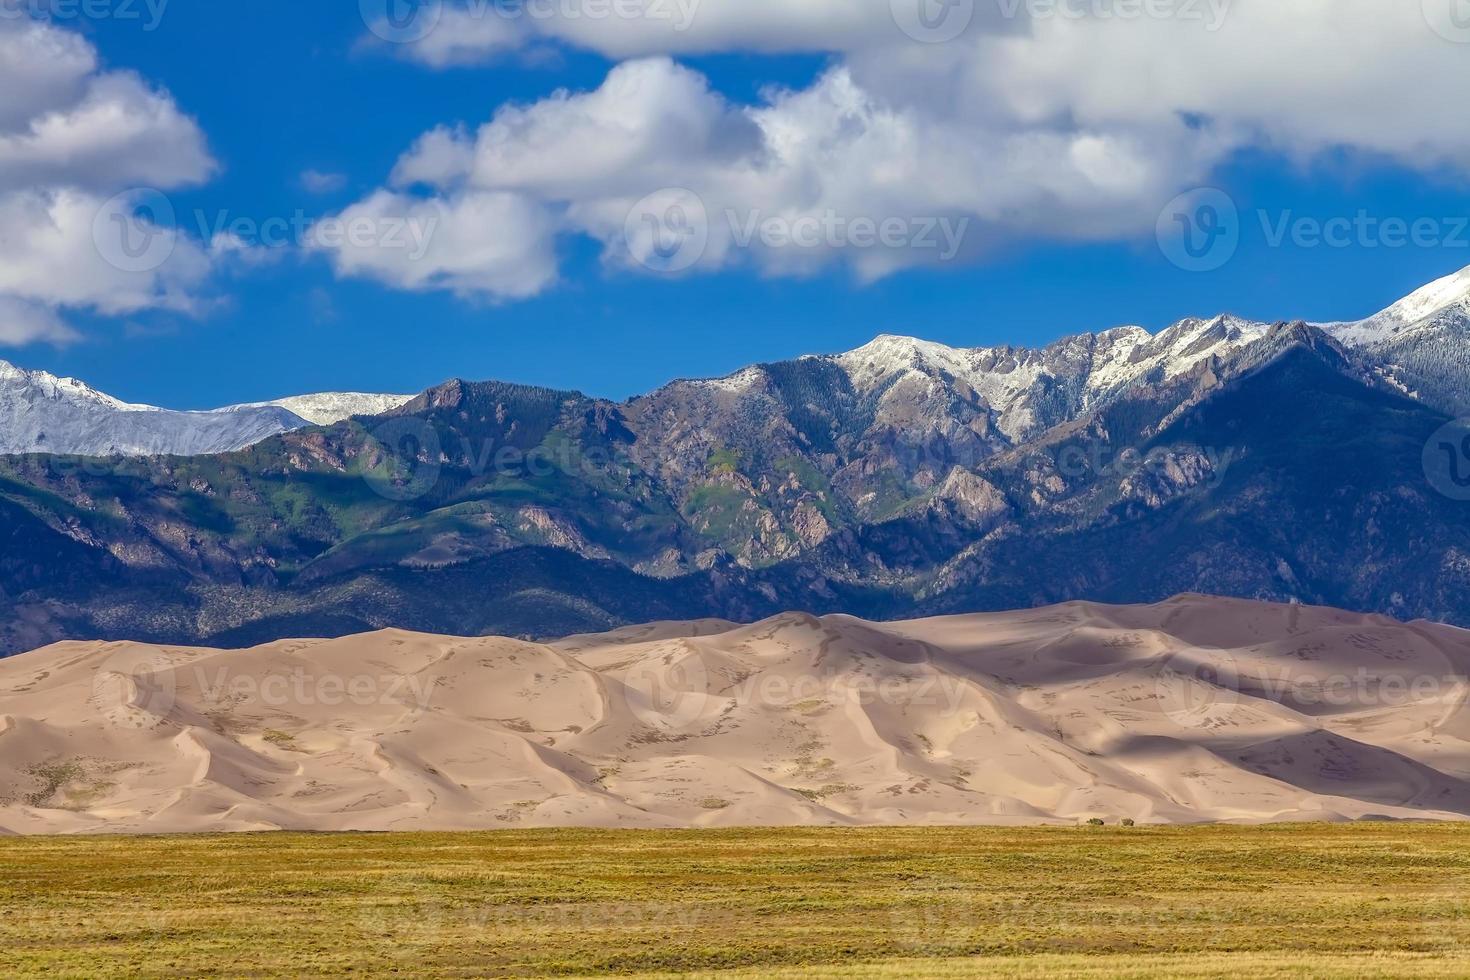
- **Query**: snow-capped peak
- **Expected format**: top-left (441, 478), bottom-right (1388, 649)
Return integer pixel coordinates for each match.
top-left (0, 360), bottom-right (414, 457)
top-left (1326, 263), bottom-right (1470, 344)
top-left (219, 392), bottom-right (414, 426)
top-left (838, 334), bottom-right (974, 381)
top-left (0, 359), bottom-right (159, 413)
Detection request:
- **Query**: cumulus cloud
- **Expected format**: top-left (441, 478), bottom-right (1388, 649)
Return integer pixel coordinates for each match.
top-left (338, 1), bottom-right (1470, 301)
top-left (0, 16), bottom-right (96, 129)
top-left (0, 297), bottom-right (80, 347)
top-left (387, 0), bottom-right (904, 63)
top-left (320, 56), bottom-right (1223, 298)
top-left (0, 71), bottom-right (216, 190)
top-left (0, 188), bottom-right (212, 315)
top-left (314, 189), bottom-right (559, 300)
top-left (0, 16), bottom-right (217, 346)
top-left (390, 5), bottom-right (531, 67)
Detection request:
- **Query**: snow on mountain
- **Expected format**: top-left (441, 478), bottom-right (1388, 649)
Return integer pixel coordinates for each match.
top-left (1316, 263), bottom-right (1470, 414)
top-left (806, 263), bottom-right (1470, 443)
top-left (826, 314), bottom-right (1273, 444)
top-left (219, 392), bottom-right (414, 426)
top-left (1326, 264), bottom-right (1470, 345)
top-left (5, 262), bottom-right (1469, 460)
top-left (0, 361), bottom-right (408, 457)
top-left (0, 361), bottom-right (157, 414)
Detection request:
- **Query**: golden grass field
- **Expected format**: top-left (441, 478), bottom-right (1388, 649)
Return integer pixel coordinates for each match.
top-left (4, 825), bottom-right (1470, 978)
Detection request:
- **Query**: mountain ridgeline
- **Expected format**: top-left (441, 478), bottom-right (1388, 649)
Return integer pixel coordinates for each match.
top-left (3, 267), bottom-right (1470, 654)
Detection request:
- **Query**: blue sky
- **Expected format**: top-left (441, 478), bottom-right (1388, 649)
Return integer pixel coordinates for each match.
top-left (6, 2), bottom-right (1470, 408)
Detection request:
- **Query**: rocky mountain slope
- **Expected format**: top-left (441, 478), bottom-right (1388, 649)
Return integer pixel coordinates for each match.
top-left (0, 266), bottom-right (1468, 654)
top-left (5, 596), bottom-right (1470, 833)
top-left (0, 360), bottom-right (411, 456)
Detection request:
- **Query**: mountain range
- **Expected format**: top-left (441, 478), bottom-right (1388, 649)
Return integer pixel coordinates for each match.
top-left (0, 361), bottom-right (411, 457)
top-left (2, 265), bottom-right (1470, 655)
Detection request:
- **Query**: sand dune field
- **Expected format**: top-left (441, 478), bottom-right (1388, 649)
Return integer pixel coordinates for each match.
top-left (3, 596), bottom-right (1470, 833)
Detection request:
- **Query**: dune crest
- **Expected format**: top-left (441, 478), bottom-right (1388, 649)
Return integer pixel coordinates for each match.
top-left (3, 596), bottom-right (1470, 834)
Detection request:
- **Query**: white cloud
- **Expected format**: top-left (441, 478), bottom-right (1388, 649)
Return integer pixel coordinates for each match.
top-left (392, 5), bottom-right (530, 67)
top-left (300, 169), bottom-right (349, 194)
top-left (0, 297), bottom-right (80, 347)
top-left (314, 189), bottom-right (559, 300)
top-left (0, 17), bottom-right (96, 130)
top-left (0, 16), bottom-right (217, 346)
top-left (391, 0), bottom-right (901, 63)
top-left (864, 1), bottom-right (1470, 169)
top-left (0, 188), bottom-right (212, 316)
top-left (339, 1), bottom-right (1470, 301)
top-left (0, 71), bottom-right (216, 190)
top-left (324, 56), bottom-right (1222, 297)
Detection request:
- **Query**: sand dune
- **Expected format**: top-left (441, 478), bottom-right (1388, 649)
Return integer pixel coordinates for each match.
top-left (4, 596), bottom-right (1470, 833)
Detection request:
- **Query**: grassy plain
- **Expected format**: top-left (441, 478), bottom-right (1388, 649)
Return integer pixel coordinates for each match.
top-left (3, 824), bottom-right (1470, 978)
